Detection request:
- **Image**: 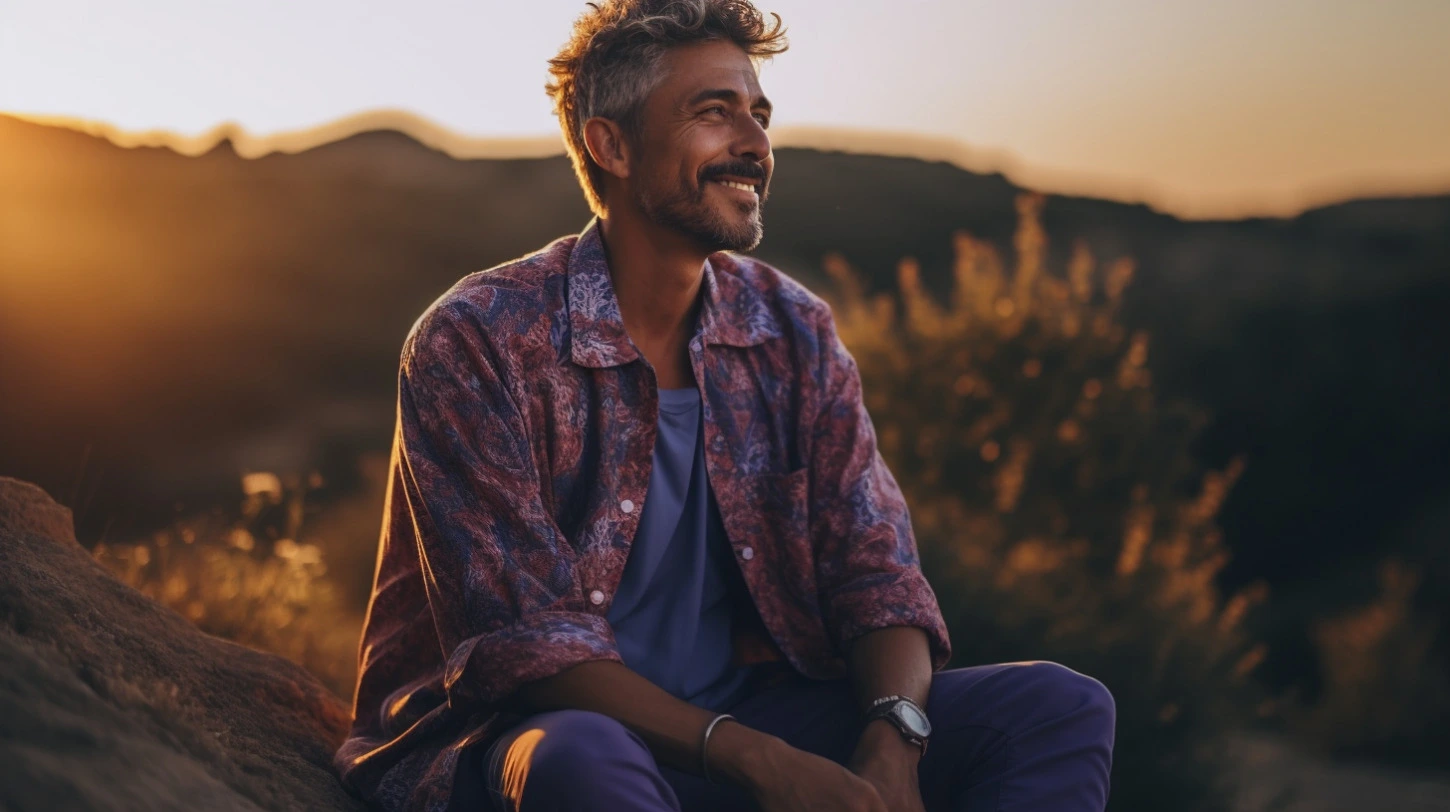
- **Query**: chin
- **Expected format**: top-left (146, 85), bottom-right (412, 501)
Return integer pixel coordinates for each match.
top-left (712, 206), bottom-right (764, 252)
top-left (712, 220), bottom-right (763, 253)
top-left (637, 185), bottom-right (764, 253)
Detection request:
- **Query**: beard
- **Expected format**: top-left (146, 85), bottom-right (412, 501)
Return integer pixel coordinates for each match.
top-left (634, 161), bottom-right (768, 253)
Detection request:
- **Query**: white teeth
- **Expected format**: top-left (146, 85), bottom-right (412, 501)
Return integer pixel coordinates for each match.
top-left (717, 180), bottom-right (757, 193)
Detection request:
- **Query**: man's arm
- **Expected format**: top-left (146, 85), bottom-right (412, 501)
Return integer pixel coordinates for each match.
top-left (846, 625), bottom-right (933, 760)
top-left (804, 304), bottom-right (946, 810)
top-left (397, 302), bottom-right (623, 710)
top-left (844, 626), bottom-right (934, 812)
top-left (512, 660), bottom-right (782, 784)
top-left (806, 303), bottom-right (952, 745)
top-left (808, 304), bottom-right (952, 670)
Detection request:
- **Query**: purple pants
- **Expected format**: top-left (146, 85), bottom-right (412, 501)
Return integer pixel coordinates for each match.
top-left (454, 661), bottom-right (1115, 811)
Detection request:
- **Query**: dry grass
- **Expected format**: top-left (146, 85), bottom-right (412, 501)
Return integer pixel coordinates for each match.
top-left (93, 473), bottom-right (367, 700)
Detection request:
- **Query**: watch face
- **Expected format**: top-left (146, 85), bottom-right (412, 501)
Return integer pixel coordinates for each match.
top-left (893, 702), bottom-right (932, 737)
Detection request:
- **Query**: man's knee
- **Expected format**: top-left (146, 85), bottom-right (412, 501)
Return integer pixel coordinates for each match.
top-left (1016, 661), bottom-right (1116, 737)
top-left (504, 710), bottom-right (652, 786)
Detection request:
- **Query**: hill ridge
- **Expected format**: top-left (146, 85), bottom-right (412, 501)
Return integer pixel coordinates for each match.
top-left (10, 110), bottom-right (1447, 220)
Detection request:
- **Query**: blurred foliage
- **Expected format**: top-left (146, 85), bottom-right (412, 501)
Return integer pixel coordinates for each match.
top-left (1295, 559), bottom-right (1450, 768)
top-left (827, 193), bottom-right (1265, 809)
top-left (93, 472), bottom-right (363, 699)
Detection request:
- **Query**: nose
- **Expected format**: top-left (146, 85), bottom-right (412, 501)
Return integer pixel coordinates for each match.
top-left (733, 111), bottom-right (771, 165)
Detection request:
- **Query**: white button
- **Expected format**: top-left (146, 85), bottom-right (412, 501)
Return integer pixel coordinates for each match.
top-left (620, 499), bottom-right (635, 514)
top-left (589, 589), bottom-right (605, 605)
top-left (740, 546), bottom-right (755, 561)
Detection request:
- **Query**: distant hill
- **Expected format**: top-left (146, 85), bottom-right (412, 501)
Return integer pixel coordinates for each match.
top-left (2, 113), bottom-right (1448, 693)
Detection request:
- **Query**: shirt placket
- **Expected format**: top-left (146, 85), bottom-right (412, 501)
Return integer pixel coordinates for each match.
top-left (582, 359), bottom-right (658, 615)
top-left (693, 338), bottom-right (760, 574)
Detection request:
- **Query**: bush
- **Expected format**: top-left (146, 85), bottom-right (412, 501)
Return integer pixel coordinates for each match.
top-left (828, 193), bottom-right (1265, 810)
top-left (93, 472), bottom-right (363, 700)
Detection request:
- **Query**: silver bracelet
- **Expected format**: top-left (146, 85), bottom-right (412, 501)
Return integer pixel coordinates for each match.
top-left (700, 713), bottom-right (735, 785)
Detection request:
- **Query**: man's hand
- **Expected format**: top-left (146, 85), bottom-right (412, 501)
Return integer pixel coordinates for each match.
top-left (732, 733), bottom-right (888, 812)
top-left (846, 719), bottom-right (927, 812)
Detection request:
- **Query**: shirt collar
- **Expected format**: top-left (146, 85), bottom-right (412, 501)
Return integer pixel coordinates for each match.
top-left (566, 217), bottom-right (782, 369)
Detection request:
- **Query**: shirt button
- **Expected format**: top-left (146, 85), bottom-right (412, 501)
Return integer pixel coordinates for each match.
top-left (740, 546), bottom-right (755, 561)
top-left (589, 589), bottom-right (605, 605)
top-left (620, 499), bottom-right (635, 514)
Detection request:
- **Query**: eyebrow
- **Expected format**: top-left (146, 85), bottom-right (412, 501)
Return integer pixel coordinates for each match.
top-left (686, 87), bottom-right (773, 115)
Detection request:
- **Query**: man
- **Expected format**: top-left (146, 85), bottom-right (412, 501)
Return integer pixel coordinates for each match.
top-left (335, 1), bottom-right (1116, 810)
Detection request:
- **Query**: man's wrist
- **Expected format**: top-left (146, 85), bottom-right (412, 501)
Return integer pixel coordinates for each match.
top-left (857, 717), bottom-right (924, 764)
top-left (705, 718), bottom-right (785, 789)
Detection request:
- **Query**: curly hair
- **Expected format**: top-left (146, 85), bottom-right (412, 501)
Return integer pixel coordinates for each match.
top-left (546, 0), bottom-right (788, 217)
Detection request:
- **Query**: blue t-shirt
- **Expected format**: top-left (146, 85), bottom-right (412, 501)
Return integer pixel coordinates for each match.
top-left (606, 386), bottom-right (758, 712)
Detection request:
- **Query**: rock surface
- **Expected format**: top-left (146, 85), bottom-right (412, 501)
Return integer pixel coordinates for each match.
top-left (0, 476), bottom-right (367, 811)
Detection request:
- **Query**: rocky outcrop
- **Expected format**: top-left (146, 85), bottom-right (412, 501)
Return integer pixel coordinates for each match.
top-left (0, 477), bottom-right (367, 811)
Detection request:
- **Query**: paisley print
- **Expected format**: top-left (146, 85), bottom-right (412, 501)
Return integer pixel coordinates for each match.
top-left (335, 218), bottom-right (951, 811)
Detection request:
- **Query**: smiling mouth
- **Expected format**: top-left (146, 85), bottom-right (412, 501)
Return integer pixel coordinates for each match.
top-left (712, 179), bottom-right (760, 196)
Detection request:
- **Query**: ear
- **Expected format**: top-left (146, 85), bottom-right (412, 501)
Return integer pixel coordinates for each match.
top-left (582, 117), bottom-right (632, 182)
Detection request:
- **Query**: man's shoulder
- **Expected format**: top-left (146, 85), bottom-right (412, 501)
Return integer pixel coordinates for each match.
top-left (403, 235), bottom-right (575, 365)
top-left (711, 251), bottom-right (835, 338)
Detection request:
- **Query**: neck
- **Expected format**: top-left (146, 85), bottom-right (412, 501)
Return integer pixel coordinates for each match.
top-left (598, 205), bottom-right (709, 351)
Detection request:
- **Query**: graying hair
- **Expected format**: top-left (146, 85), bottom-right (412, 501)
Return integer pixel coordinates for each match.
top-left (546, 0), bottom-right (788, 217)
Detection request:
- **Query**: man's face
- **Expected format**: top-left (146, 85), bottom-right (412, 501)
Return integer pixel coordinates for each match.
top-left (627, 39), bottom-right (774, 253)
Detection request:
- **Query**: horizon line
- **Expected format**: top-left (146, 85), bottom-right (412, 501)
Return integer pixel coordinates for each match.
top-left (8, 108), bottom-right (1450, 221)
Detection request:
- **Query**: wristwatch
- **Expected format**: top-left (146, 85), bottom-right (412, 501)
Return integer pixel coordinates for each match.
top-left (863, 695), bottom-right (932, 756)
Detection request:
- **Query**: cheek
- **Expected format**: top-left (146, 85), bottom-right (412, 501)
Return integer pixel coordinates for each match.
top-left (638, 159), bottom-right (685, 195)
top-left (680, 127), bottom-right (733, 170)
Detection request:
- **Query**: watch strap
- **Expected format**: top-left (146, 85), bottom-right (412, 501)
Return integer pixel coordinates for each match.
top-left (866, 694), bottom-right (908, 713)
top-left (863, 696), bottom-right (930, 755)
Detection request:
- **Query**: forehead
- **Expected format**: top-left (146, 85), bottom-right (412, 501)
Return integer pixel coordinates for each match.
top-left (653, 40), bottom-right (765, 104)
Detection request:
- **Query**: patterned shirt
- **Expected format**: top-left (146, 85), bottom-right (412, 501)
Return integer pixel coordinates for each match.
top-left (335, 218), bottom-right (952, 812)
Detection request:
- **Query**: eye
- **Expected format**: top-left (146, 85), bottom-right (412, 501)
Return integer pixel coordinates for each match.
top-left (703, 105), bottom-right (729, 117)
top-left (752, 112), bottom-right (770, 128)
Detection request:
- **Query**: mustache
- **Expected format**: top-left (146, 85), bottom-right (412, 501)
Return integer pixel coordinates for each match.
top-left (700, 160), bottom-right (767, 185)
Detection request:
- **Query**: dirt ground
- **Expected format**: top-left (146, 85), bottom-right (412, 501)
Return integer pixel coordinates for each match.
top-left (1230, 734), bottom-right (1450, 811)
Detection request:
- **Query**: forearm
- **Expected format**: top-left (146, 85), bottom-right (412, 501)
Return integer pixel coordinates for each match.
top-left (846, 625), bottom-right (933, 756)
top-left (847, 625), bottom-right (932, 710)
top-left (512, 659), bottom-right (782, 786)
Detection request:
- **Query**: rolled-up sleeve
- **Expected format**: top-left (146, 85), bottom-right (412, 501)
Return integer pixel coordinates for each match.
top-left (808, 306), bottom-right (952, 670)
top-left (396, 302), bottom-right (621, 708)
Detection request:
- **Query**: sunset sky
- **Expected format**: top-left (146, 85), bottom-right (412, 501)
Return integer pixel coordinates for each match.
top-left (3, 0), bottom-right (1447, 218)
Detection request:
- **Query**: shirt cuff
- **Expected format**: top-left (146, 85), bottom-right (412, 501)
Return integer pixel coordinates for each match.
top-left (443, 611), bottom-right (623, 706)
top-left (824, 569), bottom-right (953, 670)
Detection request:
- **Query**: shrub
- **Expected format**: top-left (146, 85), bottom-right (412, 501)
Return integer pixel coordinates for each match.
top-left (828, 193), bottom-right (1265, 810)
